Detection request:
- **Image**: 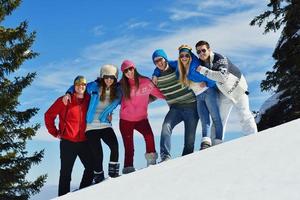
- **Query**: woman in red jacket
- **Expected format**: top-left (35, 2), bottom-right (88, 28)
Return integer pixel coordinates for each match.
top-left (44, 76), bottom-right (93, 196)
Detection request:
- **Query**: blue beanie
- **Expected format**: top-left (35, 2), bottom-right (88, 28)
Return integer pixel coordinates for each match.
top-left (152, 49), bottom-right (168, 64)
top-left (179, 48), bottom-right (191, 54)
top-left (178, 44), bottom-right (192, 54)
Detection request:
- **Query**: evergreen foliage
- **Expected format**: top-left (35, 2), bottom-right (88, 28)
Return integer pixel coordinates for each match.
top-left (0, 0), bottom-right (47, 199)
top-left (251, 0), bottom-right (300, 131)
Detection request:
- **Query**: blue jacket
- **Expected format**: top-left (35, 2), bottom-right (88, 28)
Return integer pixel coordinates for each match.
top-left (152, 50), bottom-right (215, 88)
top-left (67, 79), bottom-right (121, 124)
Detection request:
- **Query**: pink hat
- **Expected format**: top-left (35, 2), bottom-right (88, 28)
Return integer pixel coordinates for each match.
top-left (121, 60), bottom-right (135, 72)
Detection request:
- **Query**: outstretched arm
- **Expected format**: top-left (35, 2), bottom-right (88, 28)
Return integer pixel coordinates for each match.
top-left (150, 82), bottom-right (165, 99)
top-left (197, 57), bottom-right (230, 83)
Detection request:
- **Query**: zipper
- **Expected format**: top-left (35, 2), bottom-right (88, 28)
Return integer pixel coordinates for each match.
top-left (62, 103), bottom-right (69, 136)
top-left (78, 98), bottom-right (83, 140)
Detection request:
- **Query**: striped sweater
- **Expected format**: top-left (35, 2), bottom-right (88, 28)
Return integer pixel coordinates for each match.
top-left (157, 67), bottom-right (196, 107)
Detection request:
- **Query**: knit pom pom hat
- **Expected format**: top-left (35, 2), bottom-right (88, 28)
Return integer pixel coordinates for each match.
top-left (121, 60), bottom-right (135, 72)
top-left (100, 64), bottom-right (118, 79)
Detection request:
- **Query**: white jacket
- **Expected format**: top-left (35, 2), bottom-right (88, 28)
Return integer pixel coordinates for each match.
top-left (198, 52), bottom-right (248, 103)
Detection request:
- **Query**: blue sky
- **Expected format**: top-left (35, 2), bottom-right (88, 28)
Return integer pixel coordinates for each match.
top-left (3, 0), bottom-right (281, 198)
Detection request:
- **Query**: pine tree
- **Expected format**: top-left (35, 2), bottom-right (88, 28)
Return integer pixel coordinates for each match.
top-left (250, 0), bottom-right (300, 131)
top-left (0, 1), bottom-right (47, 199)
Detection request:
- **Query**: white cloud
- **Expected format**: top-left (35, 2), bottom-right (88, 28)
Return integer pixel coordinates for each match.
top-left (194, 0), bottom-right (264, 10)
top-left (35, 126), bottom-right (56, 141)
top-left (169, 9), bottom-right (204, 21)
top-left (127, 21), bottom-right (149, 29)
top-left (32, 1), bottom-right (281, 141)
top-left (244, 72), bottom-right (266, 83)
top-left (92, 25), bottom-right (104, 36)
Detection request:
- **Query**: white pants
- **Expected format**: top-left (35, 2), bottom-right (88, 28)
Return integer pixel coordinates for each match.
top-left (211, 92), bottom-right (257, 144)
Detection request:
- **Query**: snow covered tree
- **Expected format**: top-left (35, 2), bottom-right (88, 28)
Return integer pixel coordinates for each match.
top-left (250, 0), bottom-right (300, 131)
top-left (0, 0), bottom-right (46, 199)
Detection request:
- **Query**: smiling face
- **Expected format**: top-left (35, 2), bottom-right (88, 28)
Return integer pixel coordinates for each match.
top-left (179, 52), bottom-right (191, 67)
top-left (74, 83), bottom-right (86, 96)
top-left (124, 67), bottom-right (135, 80)
top-left (196, 44), bottom-right (211, 62)
top-left (103, 75), bottom-right (115, 87)
top-left (154, 57), bottom-right (167, 71)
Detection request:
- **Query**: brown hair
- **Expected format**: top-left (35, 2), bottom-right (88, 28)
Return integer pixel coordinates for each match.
top-left (195, 40), bottom-right (210, 49)
top-left (120, 68), bottom-right (147, 100)
top-left (99, 78), bottom-right (118, 102)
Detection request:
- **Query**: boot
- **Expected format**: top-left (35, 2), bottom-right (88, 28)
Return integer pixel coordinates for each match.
top-left (213, 139), bottom-right (223, 146)
top-left (122, 166), bottom-right (136, 174)
top-left (108, 162), bottom-right (120, 178)
top-left (159, 154), bottom-right (171, 163)
top-left (200, 137), bottom-right (212, 150)
top-left (145, 152), bottom-right (158, 166)
top-left (94, 171), bottom-right (105, 184)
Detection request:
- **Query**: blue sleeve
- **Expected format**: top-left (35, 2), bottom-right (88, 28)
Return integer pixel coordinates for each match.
top-left (168, 60), bottom-right (178, 69)
top-left (152, 67), bottom-right (161, 77)
top-left (152, 60), bottom-right (178, 77)
top-left (85, 81), bottom-right (98, 95)
top-left (66, 85), bottom-right (74, 94)
top-left (98, 86), bottom-right (122, 123)
top-left (189, 53), bottom-right (201, 73)
top-left (188, 53), bottom-right (216, 87)
top-left (203, 75), bottom-right (216, 87)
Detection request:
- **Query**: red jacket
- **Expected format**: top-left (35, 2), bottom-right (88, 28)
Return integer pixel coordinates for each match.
top-left (44, 93), bottom-right (90, 142)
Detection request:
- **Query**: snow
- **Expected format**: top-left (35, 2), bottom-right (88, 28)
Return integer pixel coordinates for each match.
top-left (255, 91), bottom-right (284, 123)
top-left (22, 49), bottom-right (31, 56)
top-left (292, 29), bottom-right (300, 38)
top-left (53, 119), bottom-right (300, 200)
top-left (277, 29), bottom-right (300, 49)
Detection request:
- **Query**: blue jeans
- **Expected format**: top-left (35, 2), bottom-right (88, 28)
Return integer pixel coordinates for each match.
top-left (196, 87), bottom-right (223, 140)
top-left (160, 104), bottom-right (199, 159)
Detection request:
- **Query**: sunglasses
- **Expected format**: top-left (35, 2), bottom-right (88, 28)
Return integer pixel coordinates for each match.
top-left (179, 54), bottom-right (191, 59)
top-left (196, 49), bottom-right (207, 54)
top-left (124, 67), bottom-right (134, 73)
top-left (103, 75), bottom-right (115, 80)
top-left (75, 83), bottom-right (86, 87)
top-left (154, 57), bottom-right (164, 64)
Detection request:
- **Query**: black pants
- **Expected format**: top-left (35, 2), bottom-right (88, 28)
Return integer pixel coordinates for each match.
top-left (58, 139), bottom-right (94, 196)
top-left (86, 128), bottom-right (119, 173)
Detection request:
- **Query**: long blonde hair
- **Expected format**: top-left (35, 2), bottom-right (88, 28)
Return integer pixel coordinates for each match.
top-left (178, 44), bottom-right (192, 86)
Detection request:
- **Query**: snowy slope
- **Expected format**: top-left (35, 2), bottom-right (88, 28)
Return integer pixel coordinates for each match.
top-left (255, 91), bottom-right (283, 123)
top-left (54, 119), bottom-right (300, 200)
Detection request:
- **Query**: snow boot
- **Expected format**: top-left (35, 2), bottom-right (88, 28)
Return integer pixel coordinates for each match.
top-left (94, 171), bottom-right (105, 184)
top-left (200, 137), bottom-right (212, 150)
top-left (122, 166), bottom-right (136, 174)
top-left (213, 139), bottom-right (223, 146)
top-left (159, 154), bottom-right (171, 163)
top-left (145, 152), bottom-right (158, 166)
top-left (108, 162), bottom-right (120, 178)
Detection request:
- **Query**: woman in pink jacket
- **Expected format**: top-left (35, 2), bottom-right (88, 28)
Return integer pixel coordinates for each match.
top-left (119, 60), bottom-right (165, 174)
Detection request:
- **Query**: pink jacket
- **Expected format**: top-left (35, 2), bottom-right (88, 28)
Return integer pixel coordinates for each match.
top-left (120, 77), bottom-right (164, 121)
